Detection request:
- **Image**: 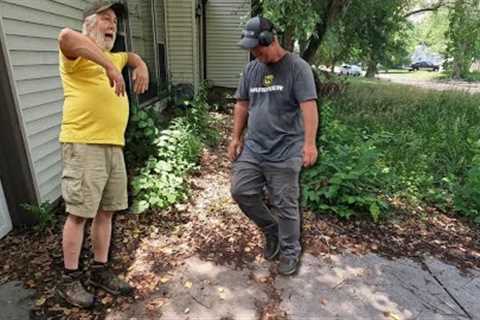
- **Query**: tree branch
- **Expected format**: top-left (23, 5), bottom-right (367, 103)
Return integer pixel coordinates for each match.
top-left (403, 1), bottom-right (449, 18)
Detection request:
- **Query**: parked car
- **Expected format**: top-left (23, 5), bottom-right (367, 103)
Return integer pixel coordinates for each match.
top-left (339, 64), bottom-right (362, 76)
top-left (409, 61), bottom-right (439, 71)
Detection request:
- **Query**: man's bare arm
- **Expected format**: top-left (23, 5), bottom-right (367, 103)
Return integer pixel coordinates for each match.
top-left (58, 28), bottom-right (125, 96)
top-left (228, 100), bottom-right (249, 161)
top-left (300, 100), bottom-right (319, 167)
top-left (127, 53), bottom-right (149, 95)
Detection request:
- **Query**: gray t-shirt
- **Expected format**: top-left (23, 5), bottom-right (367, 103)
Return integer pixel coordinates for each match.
top-left (234, 53), bottom-right (318, 161)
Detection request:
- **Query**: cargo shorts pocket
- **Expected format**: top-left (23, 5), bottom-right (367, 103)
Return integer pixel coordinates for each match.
top-left (61, 167), bottom-right (84, 205)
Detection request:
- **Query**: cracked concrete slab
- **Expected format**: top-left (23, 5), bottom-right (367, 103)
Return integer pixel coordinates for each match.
top-left (106, 254), bottom-right (480, 320)
top-left (423, 257), bottom-right (480, 319)
top-left (0, 281), bottom-right (35, 320)
top-left (276, 254), bottom-right (473, 320)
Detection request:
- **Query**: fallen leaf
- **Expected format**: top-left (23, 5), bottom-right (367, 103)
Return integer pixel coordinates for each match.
top-left (160, 277), bottom-right (170, 284)
top-left (384, 311), bottom-right (401, 320)
top-left (184, 281), bottom-right (193, 289)
top-left (35, 297), bottom-right (46, 306)
top-left (101, 296), bottom-right (113, 304)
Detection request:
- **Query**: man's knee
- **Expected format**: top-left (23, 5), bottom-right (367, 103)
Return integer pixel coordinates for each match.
top-left (67, 214), bottom-right (87, 226)
top-left (231, 190), bottom-right (263, 206)
top-left (94, 210), bottom-right (113, 223)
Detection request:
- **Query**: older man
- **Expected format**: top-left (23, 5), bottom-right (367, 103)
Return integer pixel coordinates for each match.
top-left (56, 1), bottom-right (149, 308)
top-left (229, 16), bottom-right (319, 276)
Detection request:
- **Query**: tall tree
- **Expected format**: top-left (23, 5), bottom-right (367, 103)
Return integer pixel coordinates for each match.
top-left (445, 0), bottom-right (480, 78)
top-left (338, 0), bottom-right (410, 77)
top-left (259, 0), bottom-right (350, 60)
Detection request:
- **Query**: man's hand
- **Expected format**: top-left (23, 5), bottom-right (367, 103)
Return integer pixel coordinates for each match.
top-left (228, 138), bottom-right (244, 161)
top-left (303, 144), bottom-right (318, 167)
top-left (106, 65), bottom-right (126, 96)
top-left (132, 62), bottom-right (149, 94)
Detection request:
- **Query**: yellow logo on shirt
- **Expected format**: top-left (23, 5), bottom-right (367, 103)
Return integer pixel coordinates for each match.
top-left (263, 75), bottom-right (274, 87)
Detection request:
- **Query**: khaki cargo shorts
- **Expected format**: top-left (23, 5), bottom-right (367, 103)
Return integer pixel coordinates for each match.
top-left (61, 143), bottom-right (128, 218)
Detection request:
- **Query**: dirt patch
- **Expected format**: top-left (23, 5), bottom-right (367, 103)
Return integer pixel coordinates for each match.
top-left (377, 73), bottom-right (480, 94)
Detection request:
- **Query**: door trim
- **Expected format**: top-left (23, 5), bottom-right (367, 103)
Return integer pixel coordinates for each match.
top-left (0, 14), bottom-right (39, 226)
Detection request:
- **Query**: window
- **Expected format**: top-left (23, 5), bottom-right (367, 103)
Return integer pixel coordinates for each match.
top-left (126, 0), bottom-right (167, 104)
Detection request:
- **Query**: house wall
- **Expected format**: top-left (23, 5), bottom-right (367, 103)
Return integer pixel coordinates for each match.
top-left (128, 0), bottom-right (156, 79)
top-left (164, 0), bottom-right (197, 85)
top-left (0, 0), bottom-right (97, 204)
top-left (0, 178), bottom-right (13, 238)
top-left (206, 0), bottom-right (250, 88)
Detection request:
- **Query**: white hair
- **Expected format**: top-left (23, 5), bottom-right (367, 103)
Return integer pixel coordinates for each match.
top-left (82, 14), bottom-right (97, 36)
top-left (81, 13), bottom-right (115, 51)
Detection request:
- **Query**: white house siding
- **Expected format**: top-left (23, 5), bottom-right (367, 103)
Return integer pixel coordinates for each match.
top-left (206, 0), bottom-right (250, 88)
top-left (0, 178), bottom-right (13, 239)
top-left (164, 0), bottom-right (196, 85)
top-left (128, 0), bottom-right (156, 78)
top-left (155, 0), bottom-right (166, 45)
top-left (0, 0), bottom-right (94, 203)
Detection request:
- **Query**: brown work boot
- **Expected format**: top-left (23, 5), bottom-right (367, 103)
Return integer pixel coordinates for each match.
top-left (89, 264), bottom-right (133, 295)
top-left (57, 272), bottom-right (95, 308)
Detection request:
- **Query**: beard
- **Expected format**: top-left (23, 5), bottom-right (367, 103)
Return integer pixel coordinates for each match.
top-left (89, 29), bottom-right (116, 51)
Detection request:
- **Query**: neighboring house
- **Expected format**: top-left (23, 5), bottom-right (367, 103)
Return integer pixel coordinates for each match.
top-left (471, 60), bottom-right (480, 72)
top-left (0, 0), bottom-right (250, 238)
top-left (411, 43), bottom-right (443, 65)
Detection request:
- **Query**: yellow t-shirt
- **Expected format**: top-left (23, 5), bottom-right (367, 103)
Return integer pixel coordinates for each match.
top-left (59, 51), bottom-right (129, 146)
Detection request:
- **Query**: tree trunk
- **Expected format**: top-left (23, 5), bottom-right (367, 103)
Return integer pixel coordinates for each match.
top-left (365, 60), bottom-right (377, 78)
top-left (301, 0), bottom-right (350, 63)
top-left (330, 57), bottom-right (338, 73)
top-left (282, 29), bottom-right (295, 52)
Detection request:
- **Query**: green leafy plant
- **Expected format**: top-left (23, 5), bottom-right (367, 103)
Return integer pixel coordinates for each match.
top-left (128, 83), bottom-right (218, 214)
top-left (305, 80), bottom-right (480, 223)
top-left (21, 201), bottom-right (56, 231)
top-left (125, 103), bottom-right (162, 171)
top-left (302, 103), bottom-right (391, 222)
top-left (453, 139), bottom-right (480, 223)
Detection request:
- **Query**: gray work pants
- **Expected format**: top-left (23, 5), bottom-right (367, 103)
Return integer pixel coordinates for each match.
top-left (230, 148), bottom-right (303, 258)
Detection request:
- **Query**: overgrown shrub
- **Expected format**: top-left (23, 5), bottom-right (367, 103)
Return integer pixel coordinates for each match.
top-left (306, 80), bottom-right (480, 222)
top-left (302, 103), bottom-right (391, 222)
top-left (21, 201), bottom-right (56, 232)
top-left (125, 103), bottom-right (166, 171)
top-left (453, 139), bottom-right (480, 223)
top-left (128, 85), bottom-right (219, 214)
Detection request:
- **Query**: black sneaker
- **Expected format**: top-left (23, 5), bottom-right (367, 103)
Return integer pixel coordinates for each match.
top-left (89, 265), bottom-right (133, 295)
top-left (57, 273), bottom-right (95, 308)
top-left (264, 234), bottom-right (280, 260)
top-left (278, 256), bottom-right (300, 276)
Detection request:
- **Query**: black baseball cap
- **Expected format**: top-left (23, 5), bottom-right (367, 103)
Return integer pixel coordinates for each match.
top-left (238, 16), bottom-right (274, 49)
top-left (83, 0), bottom-right (126, 20)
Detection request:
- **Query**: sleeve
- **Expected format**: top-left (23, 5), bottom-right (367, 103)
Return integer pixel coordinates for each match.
top-left (59, 49), bottom-right (82, 73)
top-left (234, 64), bottom-right (250, 100)
top-left (293, 59), bottom-right (318, 103)
top-left (113, 52), bottom-right (128, 70)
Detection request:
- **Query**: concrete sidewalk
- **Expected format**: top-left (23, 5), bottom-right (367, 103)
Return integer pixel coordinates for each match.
top-left (0, 281), bottom-right (35, 320)
top-left (105, 253), bottom-right (480, 320)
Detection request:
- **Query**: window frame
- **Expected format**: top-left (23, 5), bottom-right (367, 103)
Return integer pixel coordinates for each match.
top-left (123, 0), bottom-right (167, 107)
